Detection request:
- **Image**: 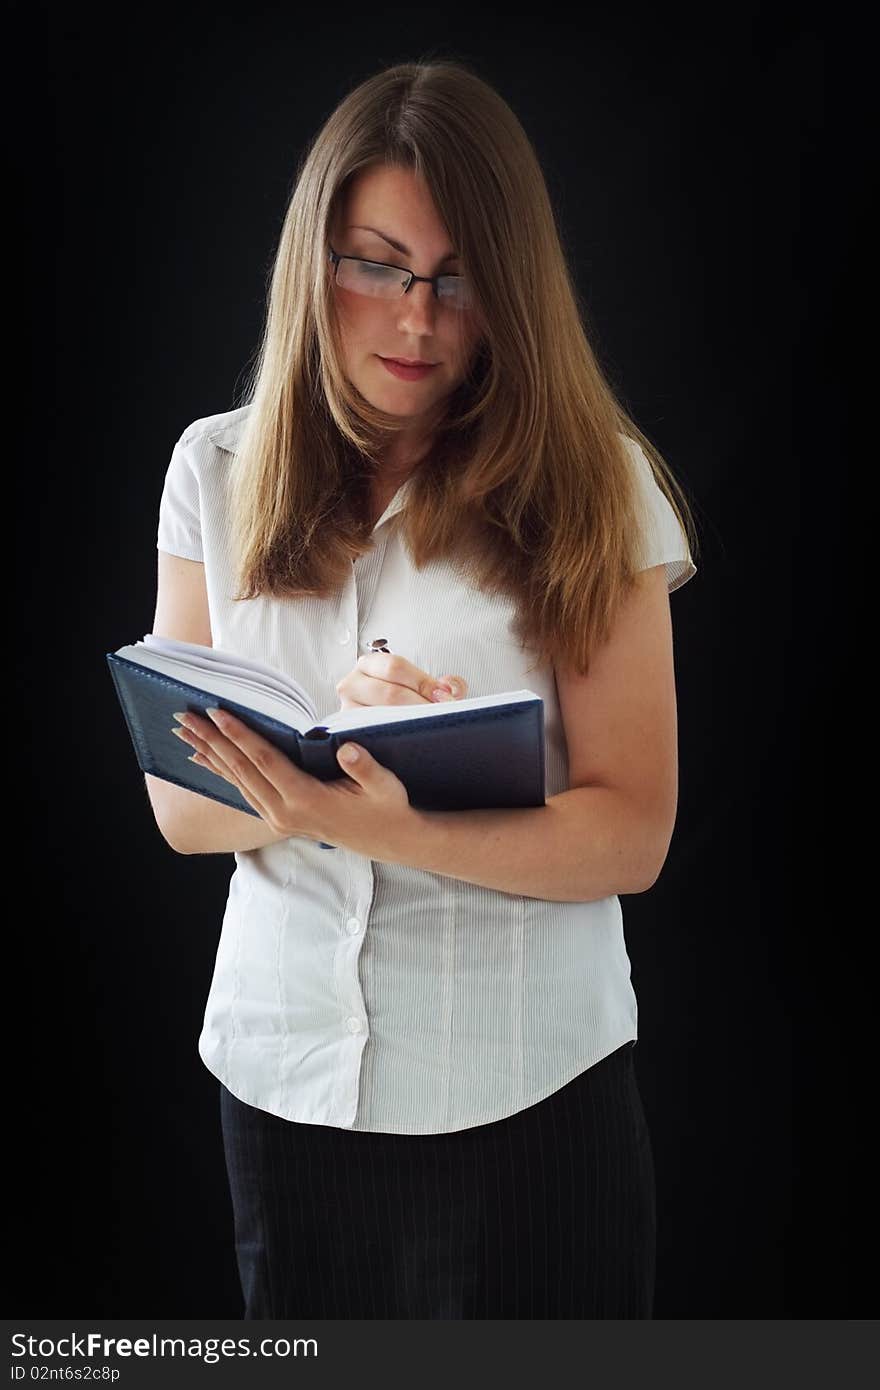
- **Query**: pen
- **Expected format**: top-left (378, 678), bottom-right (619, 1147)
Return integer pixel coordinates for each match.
top-left (318, 638), bottom-right (390, 849)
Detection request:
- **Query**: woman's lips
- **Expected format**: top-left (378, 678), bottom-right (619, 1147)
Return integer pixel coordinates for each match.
top-left (378, 356), bottom-right (439, 381)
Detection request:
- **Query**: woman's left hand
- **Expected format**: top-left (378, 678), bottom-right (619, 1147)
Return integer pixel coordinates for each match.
top-left (171, 707), bottom-right (420, 858)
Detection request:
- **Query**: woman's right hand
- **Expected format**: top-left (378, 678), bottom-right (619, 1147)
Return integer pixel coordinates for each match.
top-left (336, 651), bottom-right (469, 711)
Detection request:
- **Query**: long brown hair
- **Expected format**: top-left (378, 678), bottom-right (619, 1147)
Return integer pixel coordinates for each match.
top-left (225, 57), bottom-right (700, 676)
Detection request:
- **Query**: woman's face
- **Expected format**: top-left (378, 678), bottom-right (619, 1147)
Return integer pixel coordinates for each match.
top-left (330, 164), bottom-right (484, 450)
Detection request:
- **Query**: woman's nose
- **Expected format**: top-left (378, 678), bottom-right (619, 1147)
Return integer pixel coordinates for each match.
top-left (395, 279), bottom-right (438, 330)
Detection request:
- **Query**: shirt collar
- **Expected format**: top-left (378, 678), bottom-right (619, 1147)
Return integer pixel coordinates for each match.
top-left (371, 476), bottom-right (413, 533)
top-left (206, 417), bottom-right (246, 453)
top-left (207, 417), bottom-right (413, 534)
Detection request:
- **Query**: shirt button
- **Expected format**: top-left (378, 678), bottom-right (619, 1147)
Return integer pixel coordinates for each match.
top-left (346, 917), bottom-right (361, 935)
top-left (346, 1017), bottom-right (362, 1033)
top-left (338, 628), bottom-right (351, 644)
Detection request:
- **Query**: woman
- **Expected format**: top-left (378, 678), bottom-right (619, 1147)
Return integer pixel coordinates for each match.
top-left (149, 58), bottom-right (699, 1318)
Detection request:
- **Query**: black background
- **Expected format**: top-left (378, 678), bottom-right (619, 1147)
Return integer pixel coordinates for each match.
top-left (15, 2), bottom-right (854, 1318)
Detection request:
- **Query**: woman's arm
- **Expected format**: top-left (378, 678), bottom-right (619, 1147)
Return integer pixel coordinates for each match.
top-left (144, 773), bottom-right (290, 854)
top-left (390, 564), bottom-right (680, 899)
top-left (145, 551), bottom-right (289, 854)
top-left (392, 785), bottom-right (658, 901)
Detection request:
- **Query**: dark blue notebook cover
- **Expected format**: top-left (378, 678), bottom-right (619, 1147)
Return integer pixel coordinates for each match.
top-left (106, 652), bottom-right (546, 847)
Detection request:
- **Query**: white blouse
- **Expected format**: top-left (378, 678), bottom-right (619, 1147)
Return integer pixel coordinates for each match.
top-left (156, 405), bottom-right (696, 1134)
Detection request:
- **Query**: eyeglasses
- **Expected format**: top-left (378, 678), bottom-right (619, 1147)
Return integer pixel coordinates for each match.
top-left (327, 244), bottom-right (472, 311)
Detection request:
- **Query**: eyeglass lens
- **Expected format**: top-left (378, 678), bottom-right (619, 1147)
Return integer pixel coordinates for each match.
top-left (335, 257), bottom-right (471, 309)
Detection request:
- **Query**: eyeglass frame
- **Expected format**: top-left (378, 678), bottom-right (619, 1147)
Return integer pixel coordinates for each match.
top-left (327, 244), bottom-right (470, 306)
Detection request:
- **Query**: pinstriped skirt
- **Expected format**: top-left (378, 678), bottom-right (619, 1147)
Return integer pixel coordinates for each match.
top-left (219, 1040), bottom-right (656, 1319)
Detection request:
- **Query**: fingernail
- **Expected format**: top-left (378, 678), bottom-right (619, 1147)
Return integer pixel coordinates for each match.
top-left (432, 688), bottom-right (454, 701)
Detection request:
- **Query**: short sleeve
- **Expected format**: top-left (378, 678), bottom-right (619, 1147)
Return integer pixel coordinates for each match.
top-left (623, 436), bottom-right (697, 593)
top-left (156, 431), bottom-right (203, 561)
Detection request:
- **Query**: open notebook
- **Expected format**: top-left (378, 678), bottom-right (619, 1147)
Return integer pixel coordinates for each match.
top-left (107, 635), bottom-right (546, 848)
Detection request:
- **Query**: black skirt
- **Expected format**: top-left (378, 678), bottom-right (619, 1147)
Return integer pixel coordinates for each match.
top-left (219, 1039), bottom-right (656, 1319)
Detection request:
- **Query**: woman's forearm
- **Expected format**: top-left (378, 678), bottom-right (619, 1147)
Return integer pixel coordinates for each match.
top-left (390, 787), bottom-right (662, 902)
top-left (144, 773), bottom-right (290, 855)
